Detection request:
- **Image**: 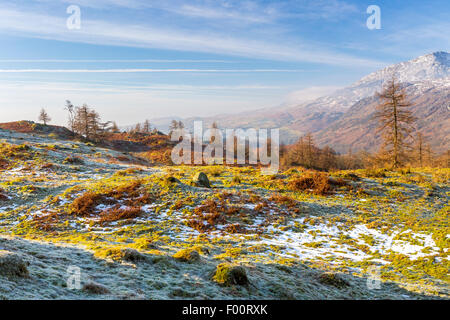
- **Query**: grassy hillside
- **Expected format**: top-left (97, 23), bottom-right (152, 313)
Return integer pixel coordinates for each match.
top-left (0, 128), bottom-right (448, 299)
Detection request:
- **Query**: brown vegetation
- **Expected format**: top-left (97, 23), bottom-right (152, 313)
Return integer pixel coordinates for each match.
top-left (67, 180), bottom-right (154, 225)
top-left (69, 192), bottom-right (104, 217)
top-left (288, 172), bottom-right (332, 195)
top-left (98, 206), bottom-right (142, 224)
top-left (187, 199), bottom-right (242, 233)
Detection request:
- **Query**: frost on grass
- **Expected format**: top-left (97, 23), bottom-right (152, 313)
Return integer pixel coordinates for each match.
top-left (0, 129), bottom-right (448, 299)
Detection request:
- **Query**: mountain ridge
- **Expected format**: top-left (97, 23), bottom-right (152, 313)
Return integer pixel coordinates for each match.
top-left (149, 51), bottom-right (449, 153)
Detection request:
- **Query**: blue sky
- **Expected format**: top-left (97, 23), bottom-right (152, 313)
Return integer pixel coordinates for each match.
top-left (0, 0), bottom-right (448, 126)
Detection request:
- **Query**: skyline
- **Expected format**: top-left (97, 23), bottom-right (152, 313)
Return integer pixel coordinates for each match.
top-left (0, 0), bottom-right (449, 126)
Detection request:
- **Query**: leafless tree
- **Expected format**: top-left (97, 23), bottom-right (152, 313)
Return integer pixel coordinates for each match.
top-left (38, 108), bottom-right (51, 125)
top-left (373, 75), bottom-right (416, 168)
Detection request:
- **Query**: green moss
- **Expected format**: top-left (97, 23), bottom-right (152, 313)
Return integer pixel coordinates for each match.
top-left (212, 263), bottom-right (248, 286)
top-left (173, 248), bottom-right (201, 263)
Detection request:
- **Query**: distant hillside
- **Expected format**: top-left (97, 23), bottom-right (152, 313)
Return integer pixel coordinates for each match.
top-left (314, 84), bottom-right (450, 153)
top-left (0, 121), bottom-right (78, 140)
top-left (0, 120), bottom-right (174, 164)
top-left (151, 51), bottom-right (450, 153)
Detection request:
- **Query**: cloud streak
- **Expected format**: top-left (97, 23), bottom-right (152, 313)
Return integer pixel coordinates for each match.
top-left (0, 69), bottom-right (309, 73)
top-left (0, 6), bottom-right (385, 68)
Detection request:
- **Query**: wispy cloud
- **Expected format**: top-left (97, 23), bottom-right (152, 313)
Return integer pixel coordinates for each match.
top-left (286, 86), bottom-right (342, 104)
top-left (0, 69), bottom-right (308, 73)
top-left (0, 59), bottom-right (234, 63)
top-left (0, 81), bottom-right (284, 92)
top-left (48, 0), bottom-right (357, 22)
top-left (0, 6), bottom-right (385, 67)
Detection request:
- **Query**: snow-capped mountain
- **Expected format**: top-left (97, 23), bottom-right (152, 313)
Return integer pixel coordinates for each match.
top-left (151, 52), bottom-right (449, 152)
top-left (357, 51), bottom-right (449, 85)
top-left (298, 51), bottom-right (449, 113)
top-left (310, 51), bottom-right (450, 152)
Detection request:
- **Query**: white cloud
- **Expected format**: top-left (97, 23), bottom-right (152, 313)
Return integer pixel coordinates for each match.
top-left (0, 68), bottom-right (308, 73)
top-left (286, 86), bottom-right (342, 104)
top-left (0, 59), bottom-right (233, 63)
top-left (0, 6), bottom-right (385, 67)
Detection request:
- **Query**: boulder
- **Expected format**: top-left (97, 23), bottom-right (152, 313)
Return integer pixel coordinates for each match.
top-left (166, 176), bottom-right (181, 184)
top-left (318, 272), bottom-right (349, 288)
top-left (193, 172), bottom-right (211, 188)
top-left (212, 263), bottom-right (248, 286)
top-left (173, 249), bottom-right (201, 263)
top-left (0, 250), bottom-right (29, 277)
top-left (122, 248), bottom-right (146, 263)
top-left (82, 282), bottom-right (110, 294)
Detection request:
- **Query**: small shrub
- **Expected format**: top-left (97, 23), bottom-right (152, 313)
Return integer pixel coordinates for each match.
top-left (113, 167), bottom-right (142, 176)
top-left (173, 248), bottom-right (201, 263)
top-left (212, 263), bottom-right (248, 286)
top-left (0, 143), bottom-right (34, 169)
top-left (63, 155), bottom-right (84, 164)
top-left (224, 223), bottom-right (246, 234)
top-left (69, 192), bottom-right (103, 216)
top-left (318, 272), bottom-right (349, 288)
top-left (288, 172), bottom-right (331, 195)
top-left (364, 168), bottom-right (387, 178)
top-left (232, 175), bottom-right (241, 184)
top-left (340, 172), bottom-right (360, 181)
top-left (208, 167), bottom-right (224, 177)
top-left (98, 206), bottom-right (142, 224)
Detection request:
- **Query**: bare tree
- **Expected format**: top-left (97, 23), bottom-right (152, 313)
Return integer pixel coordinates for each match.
top-left (143, 119), bottom-right (151, 133)
top-left (169, 120), bottom-right (179, 135)
top-left (416, 132), bottom-right (425, 167)
top-left (73, 104), bottom-right (90, 139)
top-left (72, 104), bottom-right (102, 141)
top-left (304, 133), bottom-right (315, 168)
top-left (38, 108), bottom-right (51, 125)
top-left (373, 76), bottom-right (416, 168)
top-left (111, 122), bottom-right (119, 132)
top-left (134, 123), bottom-right (142, 133)
top-left (281, 134), bottom-right (325, 169)
top-left (87, 109), bottom-right (101, 141)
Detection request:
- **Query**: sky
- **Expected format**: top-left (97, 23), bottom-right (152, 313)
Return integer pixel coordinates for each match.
top-left (0, 0), bottom-right (448, 127)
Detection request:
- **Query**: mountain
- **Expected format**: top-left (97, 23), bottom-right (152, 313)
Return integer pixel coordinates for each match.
top-left (314, 51), bottom-right (449, 153)
top-left (152, 52), bottom-right (449, 153)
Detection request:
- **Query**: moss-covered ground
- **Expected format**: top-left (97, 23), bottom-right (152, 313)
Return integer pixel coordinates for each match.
top-left (0, 129), bottom-right (448, 299)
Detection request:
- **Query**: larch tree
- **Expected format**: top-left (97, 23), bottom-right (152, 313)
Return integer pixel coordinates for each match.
top-left (38, 108), bottom-right (51, 125)
top-left (373, 76), bottom-right (416, 168)
top-left (415, 132), bottom-right (428, 167)
top-left (143, 119), bottom-right (151, 133)
top-left (72, 104), bottom-right (102, 141)
top-left (111, 122), bottom-right (119, 132)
